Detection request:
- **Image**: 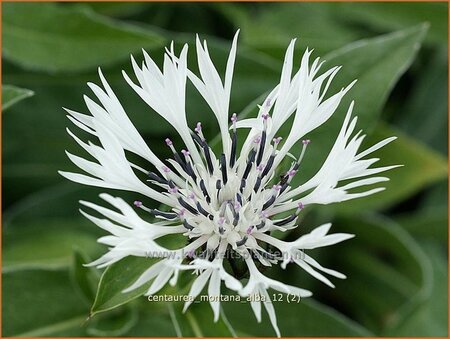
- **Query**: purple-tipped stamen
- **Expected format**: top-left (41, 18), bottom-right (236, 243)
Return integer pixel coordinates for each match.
top-left (236, 235), bottom-right (248, 247)
top-left (274, 214), bottom-right (297, 226)
top-left (177, 197), bottom-right (198, 215)
top-left (220, 153), bottom-right (228, 184)
top-left (148, 171), bottom-right (168, 185)
top-left (199, 179), bottom-right (211, 203)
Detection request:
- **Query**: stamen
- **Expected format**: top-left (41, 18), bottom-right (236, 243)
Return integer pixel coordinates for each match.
top-left (177, 197), bottom-right (198, 215)
top-left (256, 114), bottom-right (269, 165)
top-left (256, 221), bottom-right (266, 230)
top-left (261, 155), bottom-right (275, 178)
top-left (295, 139), bottom-right (311, 169)
top-left (236, 193), bottom-right (243, 206)
top-left (240, 179), bottom-right (246, 193)
top-left (243, 149), bottom-right (256, 180)
top-left (183, 220), bottom-right (194, 230)
top-left (199, 179), bottom-right (211, 203)
top-left (133, 200), bottom-right (143, 208)
top-left (296, 202), bottom-right (304, 214)
top-left (194, 122), bottom-right (204, 139)
top-left (185, 162), bottom-right (197, 182)
top-left (190, 130), bottom-right (203, 146)
top-left (196, 201), bottom-right (211, 218)
top-left (216, 179), bottom-right (222, 198)
top-left (279, 169), bottom-right (297, 194)
top-left (227, 201), bottom-right (237, 218)
top-left (219, 202), bottom-right (227, 217)
top-left (230, 132), bottom-right (237, 168)
top-left (288, 169), bottom-right (297, 177)
top-left (218, 217), bottom-right (225, 235)
top-left (231, 113), bottom-right (238, 128)
top-left (253, 176), bottom-right (262, 192)
top-left (202, 142), bottom-right (214, 175)
top-left (165, 138), bottom-right (174, 148)
top-left (236, 236), bottom-right (248, 247)
top-left (280, 182), bottom-right (289, 194)
top-left (193, 122), bottom-right (213, 175)
top-left (220, 153), bottom-right (228, 184)
top-left (262, 195), bottom-right (276, 210)
top-left (230, 113), bottom-right (238, 168)
top-left (246, 226), bottom-right (254, 235)
top-left (273, 137), bottom-right (282, 146)
top-left (150, 209), bottom-right (178, 220)
top-left (147, 172), bottom-right (168, 185)
top-left (273, 184), bottom-right (282, 191)
top-left (166, 138), bottom-right (186, 170)
top-left (167, 180), bottom-right (178, 194)
top-left (274, 214), bottom-right (297, 226)
top-left (232, 213), bottom-right (240, 226)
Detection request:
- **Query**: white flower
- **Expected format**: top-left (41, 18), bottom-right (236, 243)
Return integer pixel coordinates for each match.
top-left (177, 252), bottom-right (242, 322)
top-left (60, 31), bottom-right (397, 337)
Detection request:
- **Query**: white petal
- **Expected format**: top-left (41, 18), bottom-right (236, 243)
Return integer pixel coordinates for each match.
top-left (260, 288), bottom-right (280, 338)
top-left (208, 269), bottom-right (222, 322)
top-left (183, 270), bottom-right (212, 312)
top-left (122, 260), bottom-right (166, 292)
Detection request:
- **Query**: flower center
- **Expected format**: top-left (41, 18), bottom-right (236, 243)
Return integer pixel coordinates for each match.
top-left (135, 114), bottom-right (308, 251)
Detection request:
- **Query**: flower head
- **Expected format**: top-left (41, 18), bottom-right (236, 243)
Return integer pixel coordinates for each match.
top-left (60, 31), bottom-right (398, 336)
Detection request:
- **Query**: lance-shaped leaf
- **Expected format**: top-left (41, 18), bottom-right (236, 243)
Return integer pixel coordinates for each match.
top-left (3, 2), bottom-right (166, 72)
top-left (2, 84), bottom-right (34, 111)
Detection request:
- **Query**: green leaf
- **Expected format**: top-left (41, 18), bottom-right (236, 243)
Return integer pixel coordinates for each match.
top-left (124, 305), bottom-right (178, 336)
top-left (324, 24), bottom-right (428, 134)
top-left (222, 297), bottom-right (373, 336)
top-left (90, 227), bottom-right (188, 316)
top-left (315, 215), bottom-right (432, 334)
top-left (385, 242), bottom-right (448, 336)
top-left (395, 205), bottom-right (447, 242)
top-left (336, 2), bottom-right (448, 46)
top-left (90, 256), bottom-right (160, 316)
top-left (393, 48), bottom-right (448, 154)
top-left (3, 184), bottom-right (104, 226)
top-left (3, 265), bottom-right (142, 337)
top-left (77, 2), bottom-right (150, 18)
top-left (170, 303), bottom-right (237, 337)
top-left (331, 123), bottom-right (448, 213)
top-left (3, 3), bottom-right (166, 72)
top-left (222, 3), bottom-right (362, 58)
top-left (3, 219), bottom-right (102, 269)
top-left (2, 84), bottom-right (34, 111)
top-left (2, 267), bottom-right (89, 337)
top-left (71, 248), bottom-right (100, 303)
top-left (87, 306), bottom-right (139, 336)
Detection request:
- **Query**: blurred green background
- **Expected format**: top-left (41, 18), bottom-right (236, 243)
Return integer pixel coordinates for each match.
top-left (2, 2), bottom-right (448, 337)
